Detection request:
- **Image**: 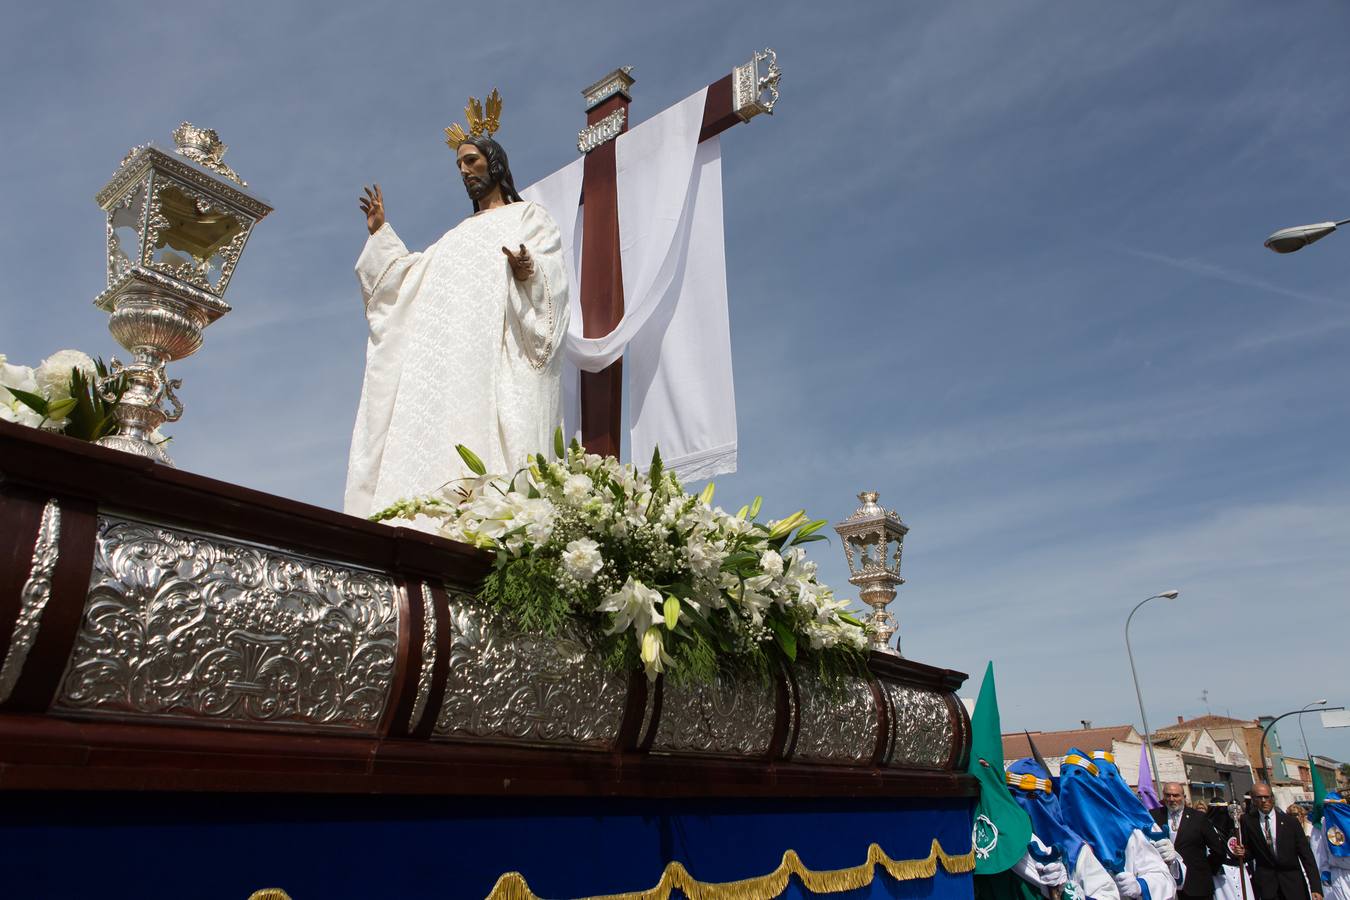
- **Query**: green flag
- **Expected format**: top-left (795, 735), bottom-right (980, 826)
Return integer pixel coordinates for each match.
top-left (1312, 758), bottom-right (1328, 825)
top-left (968, 661), bottom-right (1034, 875)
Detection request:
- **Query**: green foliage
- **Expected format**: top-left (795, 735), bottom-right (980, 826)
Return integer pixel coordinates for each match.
top-left (8, 358), bottom-right (126, 441)
top-left (65, 359), bottom-right (125, 442)
top-left (482, 555), bottom-right (575, 636)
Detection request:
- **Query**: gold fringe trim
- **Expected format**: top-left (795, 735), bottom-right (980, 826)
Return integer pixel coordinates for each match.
top-left (247, 891), bottom-right (293, 900)
top-left (485, 838), bottom-right (975, 900)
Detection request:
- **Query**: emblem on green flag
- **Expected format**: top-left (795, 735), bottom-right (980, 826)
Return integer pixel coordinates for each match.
top-left (968, 662), bottom-right (1034, 874)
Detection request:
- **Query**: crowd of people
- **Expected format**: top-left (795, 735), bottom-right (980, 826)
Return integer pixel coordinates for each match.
top-left (980, 748), bottom-right (1350, 900)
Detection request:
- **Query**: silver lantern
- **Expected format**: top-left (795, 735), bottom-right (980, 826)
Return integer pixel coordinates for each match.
top-left (93, 123), bottom-right (271, 465)
top-left (834, 491), bottom-right (909, 656)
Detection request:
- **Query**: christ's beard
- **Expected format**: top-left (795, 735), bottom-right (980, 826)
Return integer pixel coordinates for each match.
top-left (464, 175), bottom-right (494, 201)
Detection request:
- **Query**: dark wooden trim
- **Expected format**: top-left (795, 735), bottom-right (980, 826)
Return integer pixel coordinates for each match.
top-left (382, 577), bottom-right (423, 737)
top-left (868, 651), bottom-right (968, 694)
top-left (698, 73), bottom-right (740, 143)
top-left (0, 423), bottom-right (492, 587)
top-left (0, 714), bottom-right (980, 798)
top-left (4, 496), bottom-right (98, 712)
top-left (617, 670), bottom-right (650, 752)
top-left (411, 581), bottom-right (454, 740)
top-left (578, 93), bottom-right (629, 458)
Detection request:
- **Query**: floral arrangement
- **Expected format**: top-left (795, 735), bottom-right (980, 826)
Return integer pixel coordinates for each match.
top-left (374, 431), bottom-right (869, 683)
top-left (0, 349), bottom-right (131, 442)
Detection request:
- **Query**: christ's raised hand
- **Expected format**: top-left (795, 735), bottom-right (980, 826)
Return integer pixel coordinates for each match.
top-left (359, 184), bottom-right (385, 235)
top-left (502, 243), bottom-right (534, 281)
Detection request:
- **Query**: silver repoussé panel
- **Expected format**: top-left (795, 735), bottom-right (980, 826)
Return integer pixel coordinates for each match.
top-left (0, 500), bottom-right (62, 703)
top-left (407, 582), bottom-right (439, 732)
top-left (651, 672), bottom-right (777, 758)
top-left (53, 516), bottom-right (400, 732)
top-left (433, 593), bottom-right (627, 749)
top-left (791, 671), bottom-right (879, 765)
top-left (882, 681), bottom-right (953, 769)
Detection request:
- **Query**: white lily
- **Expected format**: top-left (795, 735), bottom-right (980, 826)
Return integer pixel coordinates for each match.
top-left (597, 576), bottom-right (662, 637)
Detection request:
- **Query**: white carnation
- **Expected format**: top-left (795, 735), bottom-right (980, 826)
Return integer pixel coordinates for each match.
top-left (35, 349), bottom-right (95, 400)
top-left (562, 473), bottom-right (593, 504)
top-left (561, 537), bottom-right (604, 582)
top-left (759, 549), bottom-right (784, 578)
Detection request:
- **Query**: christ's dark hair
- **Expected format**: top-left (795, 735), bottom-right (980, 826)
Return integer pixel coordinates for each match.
top-left (462, 135), bottom-right (522, 211)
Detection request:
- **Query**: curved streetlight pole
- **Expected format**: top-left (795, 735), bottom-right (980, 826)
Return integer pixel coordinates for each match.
top-left (1297, 699), bottom-right (1327, 764)
top-left (1259, 704), bottom-right (1344, 785)
top-left (1126, 590), bottom-right (1180, 799)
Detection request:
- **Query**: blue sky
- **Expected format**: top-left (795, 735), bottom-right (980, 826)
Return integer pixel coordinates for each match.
top-left (4, 2), bottom-right (1350, 765)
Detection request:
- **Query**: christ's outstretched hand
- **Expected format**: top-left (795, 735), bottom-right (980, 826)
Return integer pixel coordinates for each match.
top-left (502, 243), bottom-right (534, 281)
top-left (360, 184), bottom-right (385, 235)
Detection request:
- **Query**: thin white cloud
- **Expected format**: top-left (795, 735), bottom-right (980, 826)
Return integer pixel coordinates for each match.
top-left (1118, 246), bottom-right (1350, 310)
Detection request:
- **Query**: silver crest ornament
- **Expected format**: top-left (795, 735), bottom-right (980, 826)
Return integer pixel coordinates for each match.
top-left (1329, 826), bottom-right (1346, 847)
top-left (973, 813), bottom-right (1000, 860)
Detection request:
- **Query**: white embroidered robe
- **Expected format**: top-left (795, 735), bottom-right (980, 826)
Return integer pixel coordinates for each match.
top-left (344, 201), bottom-right (568, 519)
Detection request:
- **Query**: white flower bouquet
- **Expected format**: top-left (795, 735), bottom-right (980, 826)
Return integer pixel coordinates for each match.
top-left (0, 350), bottom-right (131, 442)
top-left (374, 431), bottom-right (870, 683)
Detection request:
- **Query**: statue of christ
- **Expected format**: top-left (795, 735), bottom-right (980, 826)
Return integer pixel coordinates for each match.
top-left (343, 106), bottom-right (569, 520)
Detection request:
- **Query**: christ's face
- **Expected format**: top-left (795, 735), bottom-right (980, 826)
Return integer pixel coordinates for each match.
top-left (457, 143), bottom-right (493, 200)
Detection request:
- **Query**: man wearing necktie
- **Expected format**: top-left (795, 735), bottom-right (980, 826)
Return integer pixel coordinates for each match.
top-left (1236, 783), bottom-right (1322, 900)
top-left (1153, 783), bottom-right (1226, 900)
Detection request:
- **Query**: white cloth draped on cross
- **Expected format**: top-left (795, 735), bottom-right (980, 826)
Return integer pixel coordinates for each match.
top-left (522, 86), bottom-right (738, 482)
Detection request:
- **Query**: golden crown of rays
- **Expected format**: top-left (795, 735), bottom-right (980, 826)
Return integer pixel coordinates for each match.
top-left (445, 89), bottom-right (502, 150)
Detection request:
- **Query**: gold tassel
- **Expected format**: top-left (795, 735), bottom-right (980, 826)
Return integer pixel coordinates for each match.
top-left (483, 838), bottom-right (976, 900)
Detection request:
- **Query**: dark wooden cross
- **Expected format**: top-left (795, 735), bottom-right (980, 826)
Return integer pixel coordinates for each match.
top-left (574, 52), bottom-right (780, 457)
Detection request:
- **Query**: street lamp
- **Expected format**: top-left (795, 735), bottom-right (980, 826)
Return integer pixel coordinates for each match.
top-left (1264, 219), bottom-right (1350, 254)
top-left (1125, 589), bottom-right (1180, 799)
top-left (1259, 703), bottom-right (1345, 785)
top-left (1297, 699), bottom-right (1327, 765)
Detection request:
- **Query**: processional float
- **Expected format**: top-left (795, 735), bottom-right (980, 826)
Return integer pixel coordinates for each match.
top-left (0, 52), bottom-right (980, 900)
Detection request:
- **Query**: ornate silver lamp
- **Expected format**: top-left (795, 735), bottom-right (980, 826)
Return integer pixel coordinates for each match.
top-left (834, 491), bottom-right (909, 656)
top-left (93, 123), bottom-right (271, 465)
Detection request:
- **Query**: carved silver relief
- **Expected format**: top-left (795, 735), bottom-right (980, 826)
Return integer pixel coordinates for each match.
top-left (0, 500), bottom-right (62, 703)
top-left (407, 582), bottom-right (439, 732)
top-left (651, 672), bottom-right (777, 758)
top-left (791, 671), bottom-right (879, 765)
top-left (581, 66), bottom-right (634, 110)
top-left (637, 677), bottom-right (658, 745)
top-left (733, 48), bottom-right (782, 121)
top-left (52, 516), bottom-right (399, 732)
top-left (577, 109), bottom-right (627, 154)
top-left (882, 681), bottom-right (953, 769)
top-left (433, 593), bottom-right (627, 749)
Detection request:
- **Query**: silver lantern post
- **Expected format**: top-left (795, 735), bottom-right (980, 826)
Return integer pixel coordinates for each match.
top-left (834, 491), bottom-right (909, 656)
top-left (93, 123), bottom-right (271, 465)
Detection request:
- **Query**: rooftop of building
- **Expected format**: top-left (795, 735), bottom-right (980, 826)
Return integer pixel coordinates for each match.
top-left (1159, 715), bottom-right (1258, 732)
top-left (1002, 725), bottom-right (1139, 761)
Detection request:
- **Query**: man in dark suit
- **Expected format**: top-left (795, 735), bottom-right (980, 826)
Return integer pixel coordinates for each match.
top-left (1236, 783), bottom-right (1323, 900)
top-left (1153, 782), bottom-right (1227, 900)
